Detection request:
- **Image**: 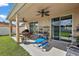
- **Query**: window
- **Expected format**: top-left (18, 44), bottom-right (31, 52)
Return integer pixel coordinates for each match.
top-left (51, 15), bottom-right (72, 42)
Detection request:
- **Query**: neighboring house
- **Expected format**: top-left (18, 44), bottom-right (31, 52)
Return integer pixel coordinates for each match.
top-left (0, 22), bottom-right (16, 35)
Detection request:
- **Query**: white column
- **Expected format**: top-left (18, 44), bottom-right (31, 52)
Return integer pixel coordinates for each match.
top-left (9, 20), bottom-right (12, 37)
top-left (16, 14), bottom-right (19, 43)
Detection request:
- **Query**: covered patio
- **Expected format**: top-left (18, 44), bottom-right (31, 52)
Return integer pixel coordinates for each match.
top-left (7, 3), bottom-right (79, 56)
top-left (7, 3), bottom-right (79, 43)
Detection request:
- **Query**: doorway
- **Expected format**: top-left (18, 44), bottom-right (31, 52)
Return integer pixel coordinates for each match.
top-left (29, 22), bottom-right (38, 33)
top-left (51, 17), bottom-right (60, 40)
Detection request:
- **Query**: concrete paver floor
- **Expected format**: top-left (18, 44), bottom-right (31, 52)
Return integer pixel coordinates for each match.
top-left (12, 37), bottom-right (67, 56)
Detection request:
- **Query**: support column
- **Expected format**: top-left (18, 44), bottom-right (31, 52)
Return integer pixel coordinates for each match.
top-left (9, 20), bottom-right (12, 37)
top-left (16, 14), bottom-right (19, 43)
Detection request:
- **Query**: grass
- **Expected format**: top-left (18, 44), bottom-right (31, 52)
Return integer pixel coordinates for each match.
top-left (60, 32), bottom-right (71, 42)
top-left (0, 36), bottom-right (30, 56)
top-left (61, 32), bottom-right (70, 37)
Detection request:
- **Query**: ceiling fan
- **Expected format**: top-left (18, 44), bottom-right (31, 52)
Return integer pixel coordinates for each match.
top-left (22, 18), bottom-right (27, 22)
top-left (37, 7), bottom-right (50, 17)
top-left (19, 18), bottom-right (27, 26)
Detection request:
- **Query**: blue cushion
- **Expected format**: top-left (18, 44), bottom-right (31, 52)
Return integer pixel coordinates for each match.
top-left (35, 38), bottom-right (45, 43)
top-left (38, 42), bottom-right (48, 47)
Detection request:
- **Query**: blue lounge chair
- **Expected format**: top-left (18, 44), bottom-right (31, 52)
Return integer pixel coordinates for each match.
top-left (38, 41), bottom-right (48, 47)
top-left (32, 37), bottom-right (47, 44)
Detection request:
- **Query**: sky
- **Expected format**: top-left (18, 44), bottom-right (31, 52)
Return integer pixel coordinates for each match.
top-left (0, 3), bottom-right (14, 23)
top-left (53, 19), bottom-right (72, 26)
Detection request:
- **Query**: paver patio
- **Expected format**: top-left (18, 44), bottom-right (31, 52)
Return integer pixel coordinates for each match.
top-left (12, 36), bottom-right (67, 56)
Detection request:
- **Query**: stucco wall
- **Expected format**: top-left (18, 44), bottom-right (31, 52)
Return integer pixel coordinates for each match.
top-left (73, 8), bottom-right (79, 36)
top-left (38, 17), bottom-right (51, 38)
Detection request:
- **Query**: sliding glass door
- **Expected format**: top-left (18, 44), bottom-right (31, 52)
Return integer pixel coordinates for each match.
top-left (51, 15), bottom-right (72, 42)
top-left (60, 15), bottom-right (72, 41)
top-left (51, 17), bottom-right (60, 40)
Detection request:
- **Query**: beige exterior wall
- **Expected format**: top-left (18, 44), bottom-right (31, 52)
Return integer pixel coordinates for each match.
top-left (38, 17), bottom-right (51, 39)
top-left (48, 7), bottom-right (79, 38)
top-left (73, 8), bottom-right (79, 36)
top-left (25, 7), bottom-right (79, 39)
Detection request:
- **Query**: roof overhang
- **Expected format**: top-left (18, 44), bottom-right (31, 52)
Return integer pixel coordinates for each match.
top-left (7, 3), bottom-right (25, 20)
top-left (7, 3), bottom-right (79, 21)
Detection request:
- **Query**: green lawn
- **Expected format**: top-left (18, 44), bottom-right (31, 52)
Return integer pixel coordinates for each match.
top-left (61, 32), bottom-right (70, 37)
top-left (0, 36), bottom-right (30, 56)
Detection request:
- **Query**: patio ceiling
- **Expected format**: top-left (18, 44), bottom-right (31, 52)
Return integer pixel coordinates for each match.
top-left (8, 3), bottom-right (79, 21)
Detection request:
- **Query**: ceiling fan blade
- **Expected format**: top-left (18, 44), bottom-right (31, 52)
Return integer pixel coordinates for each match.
top-left (23, 18), bottom-right (27, 22)
top-left (45, 11), bottom-right (50, 13)
top-left (23, 21), bottom-right (26, 22)
top-left (37, 11), bottom-right (41, 13)
top-left (45, 13), bottom-right (50, 16)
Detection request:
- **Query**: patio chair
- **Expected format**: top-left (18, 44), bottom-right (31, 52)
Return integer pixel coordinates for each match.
top-left (66, 45), bottom-right (79, 56)
top-left (21, 29), bottom-right (33, 43)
